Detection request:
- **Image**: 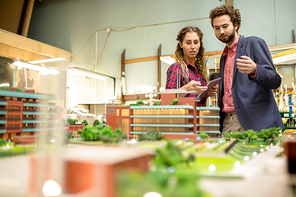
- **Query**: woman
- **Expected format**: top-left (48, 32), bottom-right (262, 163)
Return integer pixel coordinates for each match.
top-left (165, 26), bottom-right (218, 106)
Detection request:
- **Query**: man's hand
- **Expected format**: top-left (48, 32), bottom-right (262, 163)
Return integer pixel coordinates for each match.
top-left (236, 56), bottom-right (257, 75)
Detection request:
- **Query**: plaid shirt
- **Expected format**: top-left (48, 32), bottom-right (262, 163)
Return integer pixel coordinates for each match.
top-left (165, 60), bottom-right (207, 106)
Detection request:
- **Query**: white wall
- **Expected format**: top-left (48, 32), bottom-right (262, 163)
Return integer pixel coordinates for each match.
top-left (28, 0), bottom-right (296, 107)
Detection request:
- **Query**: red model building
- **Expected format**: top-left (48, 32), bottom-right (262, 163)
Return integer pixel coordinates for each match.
top-left (0, 89), bottom-right (57, 140)
top-left (29, 146), bottom-right (153, 197)
top-left (106, 93), bottom-right (220, 140)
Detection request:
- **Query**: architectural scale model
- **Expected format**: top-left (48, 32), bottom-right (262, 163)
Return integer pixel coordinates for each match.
top-left (106, 93), bottom-right (220, 140)
top-left (0, 88), bottom-right (57, 140)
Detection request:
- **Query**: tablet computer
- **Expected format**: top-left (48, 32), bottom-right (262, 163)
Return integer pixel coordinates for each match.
top-left (196, 77), bottom-right (221, 99)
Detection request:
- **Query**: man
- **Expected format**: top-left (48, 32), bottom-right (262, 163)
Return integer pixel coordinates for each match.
top-left (209, 5), bottom-right (284, 133)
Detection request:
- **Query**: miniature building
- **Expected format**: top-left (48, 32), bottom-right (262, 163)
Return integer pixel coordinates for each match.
top-left (0, 89), bottom-right (57, 140)
top-left (106, 93), bottom-right (220, 140)
top-left (197, 107), bottom-right (220, 135)
top-left (105, 106), bottom-right (131, 135)
top-left (29, 146), bottom-right (153, 197)
top-left (68, 123), bottom-right (85, 136)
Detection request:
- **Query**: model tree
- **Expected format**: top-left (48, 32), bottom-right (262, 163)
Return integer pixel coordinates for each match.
top-left (155, 131), bottom-right (164, 140)
top-left (136, 100), bottom-right (144, 105)
top-left (246, 129), bottom-right (257, 143)
top-left (153, 141), bottom-right (183, 168)
top-left (102, 125), bottom-right (113, 137)
top-left (66, 118), bottom-right (78, 125)
top-left (146, 130), bottom-right (157, 140)
top-left (198, 132), bottom-right (209, 139)
top-left (81, 126), bottom-right (94, 141)
top-left (250, 134), bottom-right (258, 142)
top-left (93, 119), bottom-right (100, 126)
top-left (241, 131), bottom-right (248, 139)
top-left (231, 131), bottom-right (242, 139)
top-left (173, 99), bottom-right (180, 104)
top-left (184, 153), bottom-right (195, 167)
top-left (66, 118), bottom-right (72, 124)
top-left (223, 132), bottom-right (231, 138)
top-left (0, 139), bottom-right (7, 149)
top-left (82, 120), bottom-right (88, 126)
top-left (268, 126), bottom-right (281, 143)
top-left (0, 86), bottom-right (8, 90)
top-left (138, 130), bottom-right (164, 141)
top-left (258, 129), bottom-right (269, 142)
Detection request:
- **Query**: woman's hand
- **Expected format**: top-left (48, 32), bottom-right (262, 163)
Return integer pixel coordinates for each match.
top-left (207, 84), bottom-right (218, 97)
top-left (181, 80), bottom-right (208, 94)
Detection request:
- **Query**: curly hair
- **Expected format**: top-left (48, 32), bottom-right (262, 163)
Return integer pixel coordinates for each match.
top-left (209, 5), bottom-right (241, 32)
top-left (175, 26), bottom-right (206, 80)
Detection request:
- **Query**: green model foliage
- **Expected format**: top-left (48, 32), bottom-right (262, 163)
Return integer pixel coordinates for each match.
top-left (0, 86), bottom-right (9, 90)
top-left (115, 127), bottom-right (122, 135)
top-left (153, 141), bottom-right (183, 168)
top-left (173, 99), bottom-right (180, 104)
top-left (0, 139), bottom-right (7, 148)
top-left (102, 125), bottom-right (113, 137)
top-left (80, 125), bottom-right (126, 143)
top-left (16, 88), bottom-right (22, 92)
top-left (241, 131), bottom-right (248, 139)
top-left (231, 131), bottom-right (242, 139)
top-left (82, 120), bottom-right (88, 126)
top-left (198, 132), bottom-right (209, 139)
top-left (66, 118), bottom-right (78, 125)
top-left (153, 141), bottom-right (195, 169)
top-left (117, 169), bottom-right (205, 197)
top-left (138, 130), bottom-right (163, 141)
top-left (258, 129), bottom-right (269, 142)
top-left (223, 132), bottom-right (231, 138)
top-left (66, 118), bottom-right (72, 124)
top-left (246, 129), bottom-right (257, 143)
top-left (250, 134), bottom-right (258, 141)
top-left (156, 101), bottom-right (161, 105)
top-left (81, 126), bottom-right (95, 140)
top-left (155, 131), bottom-right (164, 140)
top-left (93, 119), bottom-right (100, 126)
top-left (268, 126), bottom-right (281, 143)
top-left (136, 100), bottom-right (144, 105)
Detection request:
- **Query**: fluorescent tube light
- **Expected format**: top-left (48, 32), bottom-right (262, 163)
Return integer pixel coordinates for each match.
top-left (12, 61), bottom-right (60, 75)
top-left (273, 53), bottom-right (296, 64)
top-left (29, 58), bottom-right (66, 64)
top-left (0, 83), bottom-right (10, 87)
top-left (68, 67), bottom-right (106, 80)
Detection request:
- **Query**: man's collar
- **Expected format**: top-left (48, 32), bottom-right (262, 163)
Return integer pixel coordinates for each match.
top-left (222, 35), bottom-right (240, 56)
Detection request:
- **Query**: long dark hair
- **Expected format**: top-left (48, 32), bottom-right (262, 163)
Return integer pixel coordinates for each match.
top-left (175, 26), bottom-right (206, 79)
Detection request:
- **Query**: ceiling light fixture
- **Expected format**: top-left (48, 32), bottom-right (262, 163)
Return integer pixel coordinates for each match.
top-left (12, 61), bottom-right (60, 75)
top-left (68, 67), bottom-right (106, 80)
top-left (29, 58), bottom-right (66, 64)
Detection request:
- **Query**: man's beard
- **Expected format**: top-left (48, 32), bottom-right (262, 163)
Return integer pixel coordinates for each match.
top-left (218, 29), bottom-right (236, 44)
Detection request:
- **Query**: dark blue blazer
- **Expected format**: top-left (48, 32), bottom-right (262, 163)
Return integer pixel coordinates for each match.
top-left (218, 35), bottom-right (285, 132)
